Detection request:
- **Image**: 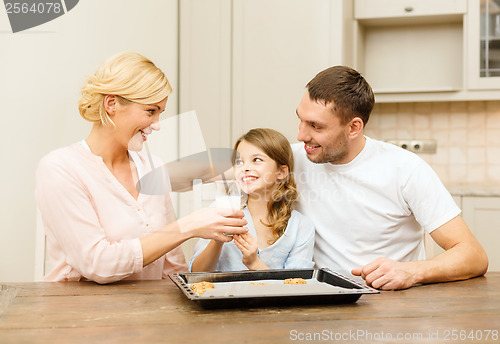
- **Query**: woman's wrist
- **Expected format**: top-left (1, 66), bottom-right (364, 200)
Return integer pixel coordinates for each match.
top-left (175, 216), bottom-right (197, 239)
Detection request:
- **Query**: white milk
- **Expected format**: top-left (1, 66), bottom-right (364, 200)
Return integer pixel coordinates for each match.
top-left (216, 195), bottom-right (241, 209)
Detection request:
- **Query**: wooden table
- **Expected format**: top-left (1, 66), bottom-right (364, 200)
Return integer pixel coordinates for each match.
top-left (1, 273), bottom-right (499, 344)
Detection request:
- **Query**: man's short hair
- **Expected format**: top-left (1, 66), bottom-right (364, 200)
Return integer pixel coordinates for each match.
top-left (306, 66), bottom-right (375, 126)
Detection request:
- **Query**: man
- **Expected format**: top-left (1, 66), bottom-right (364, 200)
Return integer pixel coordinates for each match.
top-left (293, 66), bottom-right (488, 290)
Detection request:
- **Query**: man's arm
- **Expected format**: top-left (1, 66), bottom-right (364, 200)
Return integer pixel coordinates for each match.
top-left (167, 161), bottom-right (214, 192)
top-left (351, 215), bottom-right (488, 290)
top-left (167, 158), bottom-right (235, 192)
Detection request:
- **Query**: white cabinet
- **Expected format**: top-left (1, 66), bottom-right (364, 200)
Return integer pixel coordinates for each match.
top-left (179, 0), bottom-right (233, 150)
top-left (353, 0), bottom-right (466, 98)
top-left (467, 0), bottom-right (500, 89)
top-left (353, 0), bottom-right (500, 102)
top-left (426, 195), bottom-right (500, 272)
top-left (462, 196), bottom-right (500, 271)
top-left (355, 0), bottom-right (467, 20)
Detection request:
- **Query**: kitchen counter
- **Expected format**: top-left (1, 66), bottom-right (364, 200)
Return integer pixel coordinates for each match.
top-left (1, 273), bottom-right (499, 343)
top-left (446, 184), bottom-right (500, 197)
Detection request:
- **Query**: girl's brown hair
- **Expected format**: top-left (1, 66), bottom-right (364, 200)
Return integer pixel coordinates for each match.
top-left (233, 128), bottom-right (298, 245)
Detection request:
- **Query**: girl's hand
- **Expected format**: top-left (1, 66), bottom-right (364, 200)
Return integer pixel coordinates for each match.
top-left (233, 233), bottom-right (268, 270)
top-left (179, 208), bottom-right (248, 242)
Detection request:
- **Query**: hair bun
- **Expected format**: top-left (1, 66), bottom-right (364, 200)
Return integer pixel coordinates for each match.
top-left (77, 52), bottom-right (172, 126)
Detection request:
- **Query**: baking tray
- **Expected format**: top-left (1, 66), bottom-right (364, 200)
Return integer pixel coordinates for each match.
top-left (168, 268), bottom-right (378, 309)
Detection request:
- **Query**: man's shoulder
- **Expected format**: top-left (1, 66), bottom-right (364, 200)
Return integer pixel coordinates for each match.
top-left (367, 137), bottom-right (412, 156)
top-left (366, 137), bottom-right (425, 167)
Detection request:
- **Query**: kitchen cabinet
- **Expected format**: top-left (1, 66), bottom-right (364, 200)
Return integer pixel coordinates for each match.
top-left (353, 0), bottom-right (500, 102)
top-left (462, 196), bottom-right (500, 271)
top-left (425, 195), bottom-right (500, 272)
top-left (467, 0), bottom-right (500, 89)
top-left (353, 0), bottom-right (466, 100)
top-left (178, 0), bottom-right (232, 152)
top-left (355, 0), bottom-right (467, 21)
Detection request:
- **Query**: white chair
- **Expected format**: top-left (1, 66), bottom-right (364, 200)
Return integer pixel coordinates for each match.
top-left (34, 208), bottom-right (48, 281)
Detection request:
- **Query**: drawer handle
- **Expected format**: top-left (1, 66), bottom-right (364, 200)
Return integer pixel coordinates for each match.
top-left (404, 6), bottom-right (414, 12)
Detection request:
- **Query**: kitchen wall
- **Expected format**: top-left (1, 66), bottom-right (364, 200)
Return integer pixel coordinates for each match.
top-left (0, 0), bottom-right (179, 282)
top-left (365, 101), bottom-right (500, 187)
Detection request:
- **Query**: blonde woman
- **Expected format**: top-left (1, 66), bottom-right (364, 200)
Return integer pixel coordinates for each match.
top-left (190, 128), bottom-right (315, 272)
top-left (35, 52), bottom-right (247, 283)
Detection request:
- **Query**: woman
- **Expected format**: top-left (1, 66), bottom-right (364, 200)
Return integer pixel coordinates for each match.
top-left (35, 52), bottom-right (247, 283)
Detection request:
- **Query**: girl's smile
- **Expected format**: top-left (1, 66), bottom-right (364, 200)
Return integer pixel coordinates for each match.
top-left (234, 140), bottom-right (288, 199)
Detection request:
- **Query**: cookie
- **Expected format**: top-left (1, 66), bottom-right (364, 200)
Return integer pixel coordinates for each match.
top-left (249, 282), bottom-right (269, 286)
top-left (284, 278), bottom-right (307, 285)
top-left (190, 281), bottom-right (215, 295)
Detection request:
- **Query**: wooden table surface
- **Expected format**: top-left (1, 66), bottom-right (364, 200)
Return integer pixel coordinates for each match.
top-left (1, 273), bottom-right (499, 344)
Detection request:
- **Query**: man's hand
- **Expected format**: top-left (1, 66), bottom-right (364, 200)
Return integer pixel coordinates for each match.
top-left (351, 257), bottom-right (419, 290)
top-left (352, 217), bottom-right (488, 290)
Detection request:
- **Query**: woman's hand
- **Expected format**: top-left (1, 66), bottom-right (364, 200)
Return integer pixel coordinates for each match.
top-left (179, 207), bottom-right (248, 242)
top-left (233, 233), bottom-right (268, 270)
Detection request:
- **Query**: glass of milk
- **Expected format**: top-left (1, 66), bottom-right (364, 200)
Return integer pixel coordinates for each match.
top-left (215, 180), bottom-right (241, 210)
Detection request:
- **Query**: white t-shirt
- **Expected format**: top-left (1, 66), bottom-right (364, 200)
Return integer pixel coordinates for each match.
top-left (292, 137), bottom-right (461, 272)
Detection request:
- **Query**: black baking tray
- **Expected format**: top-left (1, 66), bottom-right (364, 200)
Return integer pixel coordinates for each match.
top-left (168, 268), bottom-right (378, 309)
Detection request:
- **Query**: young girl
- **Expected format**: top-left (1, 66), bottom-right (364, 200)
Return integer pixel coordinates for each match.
top-left (190, 128), bottom-right (315, 272)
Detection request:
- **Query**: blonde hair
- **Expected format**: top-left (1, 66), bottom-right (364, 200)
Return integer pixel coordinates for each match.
top-left (233, 128), bottom-right (298, 245)
top-left (78, 52), bottom-right (172, 126)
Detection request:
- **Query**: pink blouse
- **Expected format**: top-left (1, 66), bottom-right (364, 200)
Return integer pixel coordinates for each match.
top-left (35, 143), bottom-right (187, 283)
